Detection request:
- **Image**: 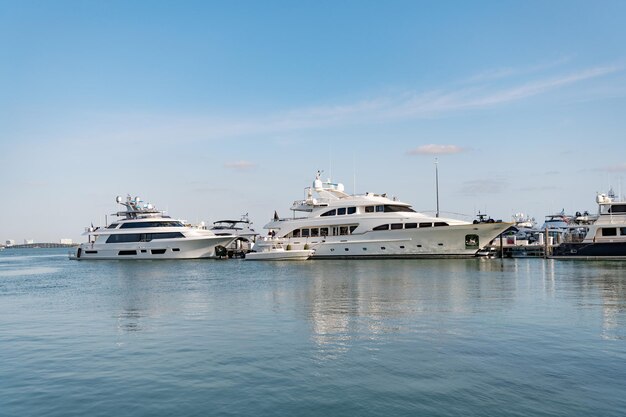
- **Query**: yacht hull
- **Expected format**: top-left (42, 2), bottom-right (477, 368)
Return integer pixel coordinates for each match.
top-left (73, 236), bottom-right (236, 260)
top-left (551, 242), bottom-right (626, 260)
top-left (274, 223), bottom-right (510, 259)
top-left (245, 249), bottom-right (313, 261)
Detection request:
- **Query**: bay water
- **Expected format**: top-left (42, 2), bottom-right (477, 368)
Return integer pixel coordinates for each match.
top-left (1, 248), bottom-right (625, 416)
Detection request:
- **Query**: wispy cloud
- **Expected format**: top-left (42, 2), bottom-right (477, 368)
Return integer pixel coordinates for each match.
top-left (224, 161), bottom-right (257, 171)
top-left (407, 144), bottom-right (467, 155)
top-left (54, 63), bottom-right (623, 146)
top-left (459, 179), bottom-right (509, 196)
top-left (463, 56), bottom-right (573, 84)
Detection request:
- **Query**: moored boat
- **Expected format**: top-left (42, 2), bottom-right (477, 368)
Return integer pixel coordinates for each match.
top-left (245, 239), bottom-right (314, 261)
top-left (71, 195), bottom-right (237, 260)
top-left (551, 191), bottom-right (626, 260)
top-left (255, 171), bottom-right (512, 259)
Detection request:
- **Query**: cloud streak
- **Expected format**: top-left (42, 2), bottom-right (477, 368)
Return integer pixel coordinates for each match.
top-left (50, 63), bottom-right (623, 147)
top-left (224, 161), bottom-right (257, 171)
top-left (407, 144), bottom-right (467, 155)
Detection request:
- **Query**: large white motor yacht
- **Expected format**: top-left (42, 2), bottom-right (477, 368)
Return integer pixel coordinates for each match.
top-left (72, 195), bottom-right (237, 260)
top-left (255, 172), bottom-right (512, 258)
top-left (552, 190), bottom-right (626, 259)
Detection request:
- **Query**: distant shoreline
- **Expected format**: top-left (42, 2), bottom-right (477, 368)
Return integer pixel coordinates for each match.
top-left (2, 243), bottom-right (78, 249)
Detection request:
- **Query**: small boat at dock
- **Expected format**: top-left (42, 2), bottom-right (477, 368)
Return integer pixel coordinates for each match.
top-left (245, 239), bottom-right (314, 261)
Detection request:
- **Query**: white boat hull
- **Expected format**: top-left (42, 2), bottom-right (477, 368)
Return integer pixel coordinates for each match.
top-left (245, 249), bottom-right (313, 261)
top-left (270, 223), bottom-right (509, 259)
top-left (72, 236), bottom-right (236, 260)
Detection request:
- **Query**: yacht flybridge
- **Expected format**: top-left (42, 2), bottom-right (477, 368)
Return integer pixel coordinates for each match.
top-left (71, 195), bottom-right (237, 260)
top-left (255, 172), bottom-right (512, 258)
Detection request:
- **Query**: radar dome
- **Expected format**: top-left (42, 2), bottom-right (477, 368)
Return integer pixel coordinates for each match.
top-left (336, 183), bottom-right (345, 192)
top-left (313, 179), bottom-right (323, 191)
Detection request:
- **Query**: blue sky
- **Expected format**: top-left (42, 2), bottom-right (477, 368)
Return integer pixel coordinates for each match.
top-left (2, 1), bottom-right (626, 242)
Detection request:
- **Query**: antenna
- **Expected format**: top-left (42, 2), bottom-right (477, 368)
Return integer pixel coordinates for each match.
top-left (329, 145), bottom-right (333, 182)
top-left (352, 153), bottom-right (356, 195)
top-left (435, 158), bottom-right (440, 218)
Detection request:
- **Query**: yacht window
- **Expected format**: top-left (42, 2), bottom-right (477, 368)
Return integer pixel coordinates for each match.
top-left (339, 226), bottom-right (349, 235)
top-left (118, 250), bottom-right (137, 256)
top-left (390, 223), bottom-right (403, 230)
top-left (376, 205), bottom-right (384, 212)
top-left (383, 205), bottom-right (416, 213)
top-left (120, 221), bottom-right (184, 229)
top-left (302, 229), bottom-right (310, 237)
top-left (373, 224), bottom-right (389, 231)
top-left (608, 205), bottom-right (626, 214)
top-left (337, 208), bottom-right (347, 215)
top-left (332, 227), bottom-right (339, 236)
top-left (601, 228), bottom-right (617, 237)
top-left (347, 207), bottom-right (356, 214)
top-left (292, 229), bottom-right (301, 238)
top-left (405, 223), bottom-right (418, 229)
top-left (107, 223), bottom-right (119, 229)
top-left (434, 222), bottom-right (449, 227)
top-left (151, 249), bottom-right (167, 255)
top-left (106, 234), bottom-right (141, 243)
top-left (151, 232), bottom-right (185, 240)
top-left (419, 223), bottom-right (432, 228)
top-left (320, 228), bottom-right (329, 237)
top-left (620, 227), bottom-right (626, 235)
top-left (321, 209), bottom-right (336, 217)
top-left (349, 225), bottom-right (358, 234)
top-left (365, 206), bottom-right (375, 213)
top-left (311, 228), bottom-right (319, 237)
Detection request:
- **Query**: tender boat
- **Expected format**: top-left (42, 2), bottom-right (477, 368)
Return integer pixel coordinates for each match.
top-left (71, 195), bottom-right (237, 260)
top-left (245, 240), bottom-right (314, 261)
top-left (207, 214), bottom-right (259, 257)
top-left (551, 190), bottom-right (626, 260)
top-left (254, 171), bottom-right (512, 259)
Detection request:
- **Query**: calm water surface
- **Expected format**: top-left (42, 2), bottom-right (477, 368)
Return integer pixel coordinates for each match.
top-left (1, 248), bottom-right (625, 416)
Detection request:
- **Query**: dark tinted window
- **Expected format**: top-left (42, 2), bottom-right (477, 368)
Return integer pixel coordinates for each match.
top-left (321, 209), bottom-right (336, 217)
top-left (384, 205), bottom-right (416, 213)
top-left (292, 229), bottom-right (301, 237)
top-left (434, 222), bottom-right (449, 227)
top-left (339, 226), bottom-right (349, 235)
top-left (151, 232), bottom-right (185, 240)
top-left (120, 221), bottom-right (184, 229)
top-left (390, 223), bottom-right (403, 230)
top-left (373, 224), bottom-right (389, 231)
top-left (347, 207), bottom-right (356, 214)
top-left (311, 228), bottom-right (319, 237)
top-left (405, 223), bottom-right (418, 229)
top-left (106, 232), bottom-right (184, 243)
top-left (419, 223), bottom-right (432, 228)
top-left (107, 234), bottom-right (141, 243)
top-left (349, 225), bottom-right (358, 234)
top-left (376, 205), bottom-right (384, 212)
top-left (365, 206), bottom-right (375, 213)
top-left (107, 223), bottom-right (119, 229)
top-left (621, 227), bottom-right (626, 236)
top-left (320, 228), bottom-right (329, 236)
top-left (302, 229), bottom-right (310, 237)
top-left (337, 208), bottom-right (347, 215)
top-left (609, 205), bottom-right (626, 213)
top-left (602, 228), bottom-right (617, 236)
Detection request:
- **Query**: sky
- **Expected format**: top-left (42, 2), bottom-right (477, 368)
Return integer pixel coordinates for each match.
top-left (1, 0), bottom-right (626, 243)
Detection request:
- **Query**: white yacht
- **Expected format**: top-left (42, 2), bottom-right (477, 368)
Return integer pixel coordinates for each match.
top-left (552, 191), bottom-right (626, 259)
top-left (72, 195), bottom-right (237, 260)
top-left (255, 172), bottom-right (512, 258)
